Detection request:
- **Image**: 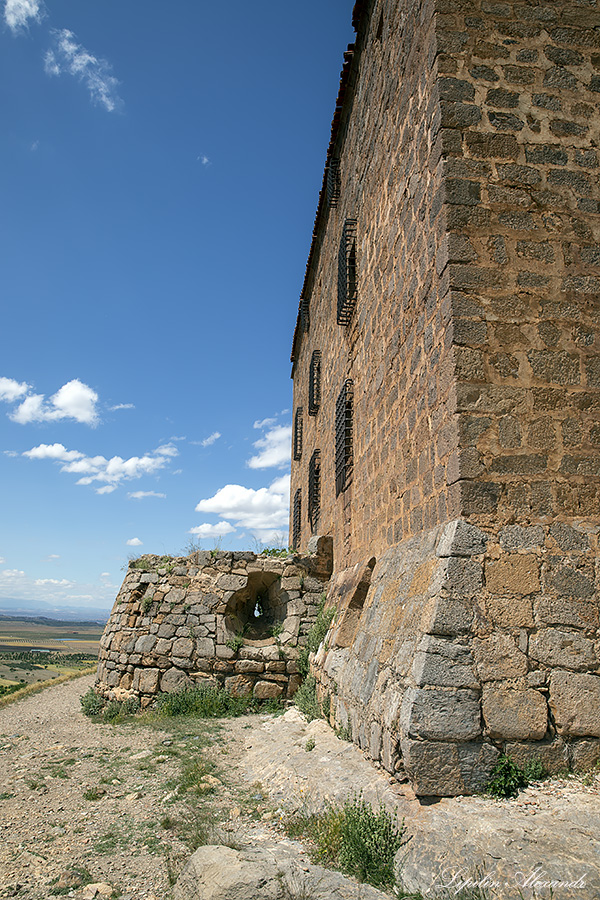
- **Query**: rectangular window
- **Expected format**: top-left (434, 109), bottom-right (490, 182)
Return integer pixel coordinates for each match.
top-left (337, 219), bottom-right (357, 325)
top-left (308, 351), bottom-right (321, 416)
top-left (300, 296), bottom-right (310, 333)
top-left (292, 489), bottom-right (302, 550)
top-left (293, 407), bottom-right (303, 461)
top-left (335, 379), bottom-right (354, 496)
top-left (308, 449), bottom-right (321, 533)
top-left (326, 157), bottom-right (341, 208)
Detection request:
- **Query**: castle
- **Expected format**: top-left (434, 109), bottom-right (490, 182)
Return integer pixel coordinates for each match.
top-left (98, 0), bottom-right (600, 797)
top-left (289, 0), bottom-right (600, 795)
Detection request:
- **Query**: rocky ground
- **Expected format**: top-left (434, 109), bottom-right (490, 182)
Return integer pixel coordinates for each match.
top-left (0, 675), bottom-right (598, 900)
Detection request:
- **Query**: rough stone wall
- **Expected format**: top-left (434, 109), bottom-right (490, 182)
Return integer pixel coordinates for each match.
top-left (96, 545), bottom-right (331, 707)
top-left (291, 0), bottom-right (600, 795)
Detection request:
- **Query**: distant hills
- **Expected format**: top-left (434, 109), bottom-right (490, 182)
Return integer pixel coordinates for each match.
top-left (0, 599), bottom-right (110, 624)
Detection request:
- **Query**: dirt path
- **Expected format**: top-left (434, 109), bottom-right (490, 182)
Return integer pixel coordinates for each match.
top-left (1, 676), bottom-right (599, 900)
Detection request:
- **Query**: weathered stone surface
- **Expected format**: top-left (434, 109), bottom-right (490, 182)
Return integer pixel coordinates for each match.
top-left (570, 739), bottom-right (600, 772)
top-left (401, 687), bottom-right (482, 741)
top-left (171, 637), bottom-right (194, 659)
top-left (485, 554), bottom-right (540, 596)
top-left (530, 629), bottom-right (596, 671)
top-left (436, 520), bottom-right (488, 557)
top-left (505, 737), bottom-right (569, 775)
top-left (253, 680), bottom-right (284, 700)
top-left (160, 668), bottom-right (192, 693)
top-left (402, 739), bottom-right (499, 796)
top-left (482, 685), bottom-right (548, 740)
top-left (549, 671), bottom-right (600, 737)
top-left (225, 675), bottom-right (254, 698)
top-left (133, 667), bottom-right (159, 694)
top-left (474, 633), bottom-right (528, 681)
top-left (412, 636), bottom-right (478, 689)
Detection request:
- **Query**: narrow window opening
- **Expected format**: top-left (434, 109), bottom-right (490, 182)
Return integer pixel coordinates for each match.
top-left (335, 379), bottom-right (354, 496)
top-left (292, 489), bottom-right (302, 550)
top-left (308, 449), bottom-right (321, 534)
top-left (308, 350), bottom-right (322, 416)
top-left (293, 407), bottom-right (303, 461)
top-left (327, 157), bottom-right (341, 208)
top-left (337, 219), bottom-right (357, 325)
top-left (300, 296), bottom-right (310, 333)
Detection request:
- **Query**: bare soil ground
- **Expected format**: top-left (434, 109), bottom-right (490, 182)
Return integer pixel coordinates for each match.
top-left (0, 675), bottom-right (598, 900)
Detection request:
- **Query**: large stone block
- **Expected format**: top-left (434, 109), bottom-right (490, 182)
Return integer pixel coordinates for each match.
top-left (401, 687), bottom-right (482, 742)
top-left (549, 671), bottom-right (600, 737)
top-left (133, 667), bottom-right (160, 694)
top-left (505, 737), bottom-right (569, 775)
top-left (412, 636), bottom-right (478, 689)
top-left (485, 554), bottom-right (540, 596)
top-left (160, 668), bottom-right (192, 694)
top-left (482, 685), bottom-right (548, 740)
top-left (529, 629), bottom-right (596, 671)
top-left (474, 633), bottom-right (528, 681)
top-left (402, 739), bottom-right (499, 796)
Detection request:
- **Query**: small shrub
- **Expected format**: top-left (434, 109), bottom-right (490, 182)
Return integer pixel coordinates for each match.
top-left (102, 700), bottom-right (124, 722)
top-left (83, 787), bottom-right (104, 801)
top-left (294, 675), bottom-right (322, 722)
top-left (298, 595), bottom-right (335, 678)
top-left (225, 634), bottom-right (244, 654)
top-left (305, 737), bottom-right (315, 752)
top-left (155, 683), bottom-right (248, 719)
top-left (486, 755), bottom-right (528, 798)
top-left (523, 757), bottom-right (547, 782)
top-left (80, 688), bottom-right (104, 717)
top-left (285, 794), bottom-right (404, 890)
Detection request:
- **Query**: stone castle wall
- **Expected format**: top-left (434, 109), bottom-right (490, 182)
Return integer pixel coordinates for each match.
top-left (96, 543), bottom-right (332, 706)
top-left (291, 0), bottom-right (600, 794)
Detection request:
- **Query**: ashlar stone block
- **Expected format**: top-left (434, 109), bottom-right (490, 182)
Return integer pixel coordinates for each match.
top-left (482, 685), bottom-right (548, 740)
top-left (549, 671), bottom-right (600, 737)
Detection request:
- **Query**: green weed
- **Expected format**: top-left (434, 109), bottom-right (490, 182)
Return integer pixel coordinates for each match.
top-left (485, 754), bottom-right (546, 799)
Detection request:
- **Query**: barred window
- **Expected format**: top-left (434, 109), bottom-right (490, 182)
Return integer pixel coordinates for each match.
top-left (300, 296), bottom-right (310, 333)
top-left (292, 489), bottom-right (302, 550)
top-left (335, 379), bottom-right (354, 496)
top-left (337, 218), bottom-right (357, 325)
top-left (293, 407), bottom-right (303, 461)
top-left (326, 157), bottom-right (341, 208)
top-left (308, 351), bottom-right (322, 416)
top-left (308, 449), bottom-right (321, 533)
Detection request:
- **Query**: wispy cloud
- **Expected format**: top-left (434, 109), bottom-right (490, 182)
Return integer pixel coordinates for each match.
top-left (109, 403), bottom-right (134, 411)
top-left (126, 537), bottom-right (142, 547)
top-left (201, 431), bottom-right (221, 448)
top-left (247, 424), bottom-right (291, 469)
top-left (197, 155), bottom-right (210, 166)
top-left (4, 0), bottom-right (43, 33)
top-left (44, 28), bottom-right (122, 113)
top-left (195, 474), bottom-right (290, 541)
top-left (34, 577), bottom-right (73, 586)
top-left (188, 521), bottom-right (235, 539)
top-left (128, 490), bottom-right (166, 500)
top-left (46, 554), bottom-right (60, 560)
top-left (0, 377), bottom-right (30, 403)
top-left (23, 442), bottom-right (178, 493)
top-left (2, 568), bottom-right (25, 578)
top-left (10, 379), bottom-right (99, 426)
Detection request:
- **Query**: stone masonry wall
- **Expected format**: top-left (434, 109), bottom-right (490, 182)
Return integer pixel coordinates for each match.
top-left (96, 543), bottom-right (332, 707)
top-left (291, 0), bottom-right (600, 795)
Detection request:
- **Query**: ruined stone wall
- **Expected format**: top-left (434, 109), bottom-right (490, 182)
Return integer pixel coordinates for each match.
top-left (96, 546), bottom-right (331, 707)
top-left (291, 0), bottom-right (600, 795)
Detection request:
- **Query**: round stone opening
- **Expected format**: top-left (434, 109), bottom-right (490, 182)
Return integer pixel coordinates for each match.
top-left (224, 571), bottom-right (287, 640)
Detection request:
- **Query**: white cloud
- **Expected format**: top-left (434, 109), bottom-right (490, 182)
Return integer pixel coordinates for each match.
top-left (197, 155), bottom-right (210, 166)
top-left (3, 450), bottom-right (18, 458)
top-left (127, 538), bottom-right (142, 547)
top-left (4, 0), bottom-right (43, 33)
top-left (0, 377), bottom-right (30, 402)
top-left (23, 441), bottom-right (178, 491)
top-left (253, 417), bottom-right (276, 430)
top-left (47, 554), bottom-right (60, 560)
top-left (247, 424), bottom-right (291, 469)
top-left (2, 568), bottom-right (25, 578)
top-left (0, 557), bottom-right (5, 564)
top-left (44, 28), bottom-right (122, 113)
top-left (128, 491), bottom-right (166, 500)
top-left (189, 521), bottom-right (236, 539)
top-left (100, 572), bottom-right (111, 579)
top-left (201, 431), bottom-right (221, 448)
top-left (109, 403), bottom-right (134, 411)
top-left (34, 578), bottom-right (73, 586)
top-left (195, 474), bottom-right (290, 540)
top-left (10, 379), bottom-right (99, 425)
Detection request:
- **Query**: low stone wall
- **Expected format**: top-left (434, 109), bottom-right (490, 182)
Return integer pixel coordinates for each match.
top-left (96, 543), bottom-right (332, 707)
top-left (311, 520), bottom-right (600, 796)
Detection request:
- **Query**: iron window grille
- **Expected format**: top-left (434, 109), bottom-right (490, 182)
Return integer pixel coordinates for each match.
top-left (308, 449), bottom-right (321, 533)
top-left (308, 351), bottom-right (322, 416)
top-left (335, 379), bottom-right (354, 496)
top-left (292, 489), bottom-right (302, 550)
top-left (326, 157), bottom-right (341, 208)
top-left (337, 219), bottom-right (357, 325)
top-left (300, 296), bottom-right (310, 333)
top-left (293, 407), bottom-right (303, 461)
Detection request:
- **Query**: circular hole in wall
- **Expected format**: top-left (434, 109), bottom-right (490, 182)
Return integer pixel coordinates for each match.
top-left (224, 571), bottom-right (287, 641)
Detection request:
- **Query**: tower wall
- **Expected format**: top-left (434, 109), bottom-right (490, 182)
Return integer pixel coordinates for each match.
top-left (291, 0), bottom-right (600, 795)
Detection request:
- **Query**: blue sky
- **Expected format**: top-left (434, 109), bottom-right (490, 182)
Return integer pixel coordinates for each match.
top-left (0, 0), bottom-right (354, 613)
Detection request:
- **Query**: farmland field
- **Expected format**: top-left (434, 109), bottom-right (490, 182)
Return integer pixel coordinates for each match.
top-left (0, 617), bottom-right (102, 698)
